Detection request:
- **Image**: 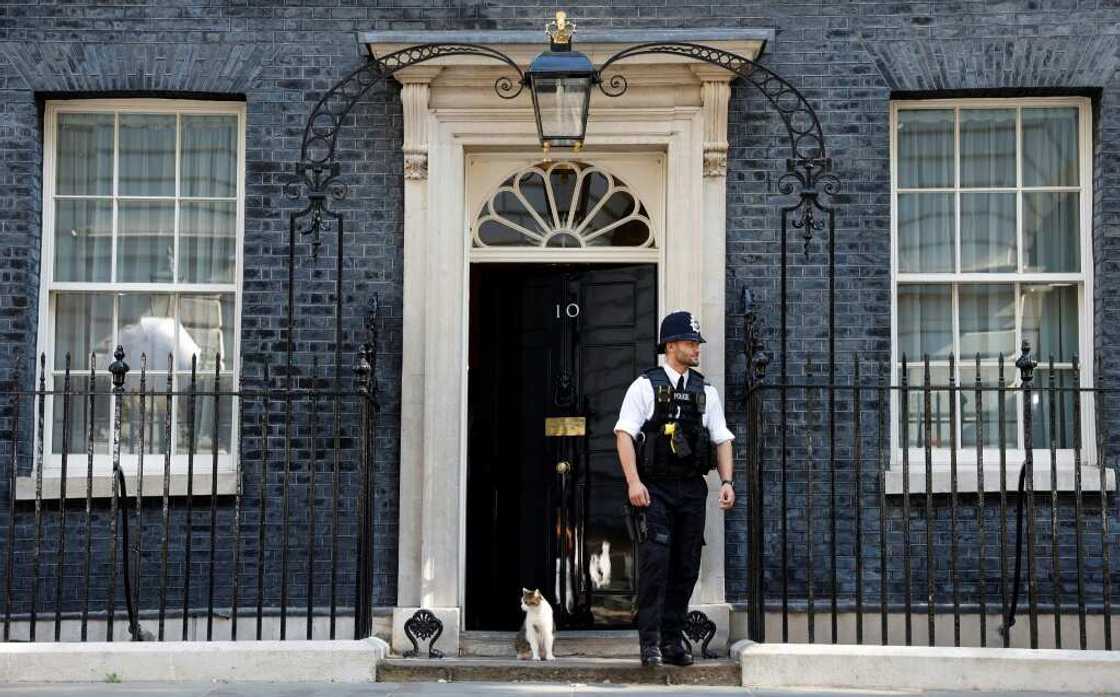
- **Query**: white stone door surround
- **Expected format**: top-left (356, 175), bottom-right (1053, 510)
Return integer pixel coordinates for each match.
top-left (359, 28), bottom-right (772, 654)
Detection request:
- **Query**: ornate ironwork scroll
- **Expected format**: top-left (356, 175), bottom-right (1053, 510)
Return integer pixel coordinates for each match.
top-left (402, 608), bottom-right (445, 658)
top-left (682, 609), bottom-right (719, 659)
top-left (598, 43), bottom-right (825, 163)
top-left (284, 45), bottom-right (526, 450)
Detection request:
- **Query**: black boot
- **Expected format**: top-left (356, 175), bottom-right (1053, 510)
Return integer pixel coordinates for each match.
top-left (640, 643), bottom-right (663, 667)
top-left (659, 639), bottom-right (694, 666)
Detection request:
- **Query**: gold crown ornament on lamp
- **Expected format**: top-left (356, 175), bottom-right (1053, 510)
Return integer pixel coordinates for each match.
top-left (524, 11), bottom-right (597, 157)
top-left (546, 11), bottom-right (575, 46)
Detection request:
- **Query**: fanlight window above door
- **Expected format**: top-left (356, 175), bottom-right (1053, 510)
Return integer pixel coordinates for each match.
top-left (472, 161), bottom-right (654, 248)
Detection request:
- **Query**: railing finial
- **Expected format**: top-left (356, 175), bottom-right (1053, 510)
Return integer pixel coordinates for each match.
top-left (109, 345), bottom-right (130, 390)
top-left (1015, 340), bottom-right (1037, 385)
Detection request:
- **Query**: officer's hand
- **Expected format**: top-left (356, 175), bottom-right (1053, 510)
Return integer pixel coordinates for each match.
top-left (628, 480), bottom-right (650, 508)
top-left (719, 482), bottom-right (735, 510)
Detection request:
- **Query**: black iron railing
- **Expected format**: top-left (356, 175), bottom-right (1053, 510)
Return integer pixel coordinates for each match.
top-left (744, 341), bottom-right (1119, 649)
top-left (0, 347), bottom-right (380, 643)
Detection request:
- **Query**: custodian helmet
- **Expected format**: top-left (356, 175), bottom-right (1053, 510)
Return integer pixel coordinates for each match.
top-left (656, 310), bottom-right (706, 354)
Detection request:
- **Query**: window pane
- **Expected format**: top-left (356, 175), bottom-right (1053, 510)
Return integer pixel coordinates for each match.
top-left (54, 293), bottom-right (113, 370)
top-left (959, 284), bottom-right (1015, 359)
top-left (960, 109), bottom-right (1016, 188)
top-left (898, 285), bottom-right (952, 360)
top-left (56, 113), bottom-right (113, 196)
top-left (960, 366), bottom-right (1018, 449)
top-left (119, 114), bottom-right (176, 196)
top-left (117, 294), bottom-right (179, 369)
top-left (178, 294), bottom-right (234, 371)
top-left (477, 219), bottom-right (530, 246)
top-left (961, 192), bottom-right (1016, 272)
top-left (587, 218), bottom-right (651, 247)
top-left (120, 373), bottom-right (171, 456)
top-left (175, 373), bottom-right (233, 455)
top-left (51, 375), bottom-right (110, 455)
top-left (1030, 368), bottom-right (1076, 449)
top-left (549, 166), bottom-right (580, 228)
top-left (897, 109), bottom-right (954, 189)
top-left (118, 201), bottom-right (174, 282)
top-left (54, 199), bottom-right (111, 282)
top-left (1024, 191), bottom-right (1079, 272)
top-left (898, 193), bottom-right (953, 272)
top-left (1021, 284), bottom-right (1078, 364)
top-left (1023, 108), bottom-right (1078, 187)
top-left (180, 201), bottom-right (236, 283)
top-left (903, 366), bottom-right (951, 449)
top-left (181, 115), bottom-right (237, 198)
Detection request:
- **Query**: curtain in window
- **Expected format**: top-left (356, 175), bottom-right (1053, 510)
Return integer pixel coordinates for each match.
top-left (56, 113), bottom-right (113, 196)
top-left (898, 193), bottom-right (953, 272)
top-left (1023, 108), bottom-right (1078, 187)
top-left (117, 201), bottom-right (175, 283)
top-left (1024, 192), bottom-right (1079, 272)
top-left (180, 202), bottom-right (236, 283)
top-left (897, 110), bottom-right (953, 188)
top-left (181, 116), bottom-right (237, 198)
top-left (959, 109), bottom-right (1015, 187)
top-left (118, 114), bottom-right (176, 196)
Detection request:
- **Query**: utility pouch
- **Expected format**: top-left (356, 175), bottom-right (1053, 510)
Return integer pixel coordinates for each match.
top-left (634, 432), bottom-right (652, 477)
top-left (696, 427), bottom-right (714, 474)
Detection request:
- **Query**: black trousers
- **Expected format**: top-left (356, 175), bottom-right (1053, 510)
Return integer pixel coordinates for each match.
top-left (635, 476), bottom-right (707, 647)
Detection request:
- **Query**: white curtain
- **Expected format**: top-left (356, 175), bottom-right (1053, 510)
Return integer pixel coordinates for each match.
top-left (181, 115), bottom-right (237, 197)
top-left (961, 193), bottom-right (1015, 272)
top-left (959, 109), bottom-right (1015, 187)
top-left (118, 114), bottom-right (176, 196)
top-left (1023, 108), bottom-right (1078, 187)
top-left (56, 113), bottom-right (113, 195)
top-left (117, 201), bottom-right (174, 283)
top-left (180, 201), bottom-right (236, 283)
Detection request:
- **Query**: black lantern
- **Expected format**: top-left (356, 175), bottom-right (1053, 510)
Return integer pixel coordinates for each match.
top-left (524, 12), bottom-right (597, 153)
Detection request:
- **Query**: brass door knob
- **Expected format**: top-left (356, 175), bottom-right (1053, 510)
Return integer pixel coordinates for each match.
top-left (556, 460), bottom-right (571, 474)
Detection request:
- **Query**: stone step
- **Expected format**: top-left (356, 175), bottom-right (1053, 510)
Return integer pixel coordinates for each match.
top-left (460, 630), bottom-right (640, 658)
top-left (376, 656), bottom-right (741, 686)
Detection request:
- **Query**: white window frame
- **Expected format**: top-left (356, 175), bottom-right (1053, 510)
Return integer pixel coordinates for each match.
top-left (888, 97), bottom-right (1107, 494)
top-left (29, 98), bottom-right (245, 497)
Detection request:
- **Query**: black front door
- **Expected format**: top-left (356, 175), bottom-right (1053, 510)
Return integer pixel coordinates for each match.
top-left (466, 263), bottom-right (657, 631)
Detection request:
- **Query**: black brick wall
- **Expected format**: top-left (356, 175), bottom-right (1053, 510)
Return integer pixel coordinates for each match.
top-left (0, 0), bottom-right (1117, 622)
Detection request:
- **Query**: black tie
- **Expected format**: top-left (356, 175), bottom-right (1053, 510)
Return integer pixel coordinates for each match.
top-left (676, 374), bottom-right (685, 391)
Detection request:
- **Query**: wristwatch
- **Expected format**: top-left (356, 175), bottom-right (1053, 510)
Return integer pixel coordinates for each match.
top-left (720, 479), bottom-right (734, 487)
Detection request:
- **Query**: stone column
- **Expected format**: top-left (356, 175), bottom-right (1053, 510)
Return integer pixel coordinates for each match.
top-left (392, 66), bottom-right (465, 654)
top-left (690, 65), bottom-right (734, 653)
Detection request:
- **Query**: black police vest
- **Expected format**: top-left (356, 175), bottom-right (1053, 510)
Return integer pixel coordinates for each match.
top-left (637, 367), bottom-right (713, 478)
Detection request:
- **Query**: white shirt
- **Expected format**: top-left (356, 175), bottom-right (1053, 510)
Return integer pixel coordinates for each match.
top-left (612, 365), bottom-right (735, 444)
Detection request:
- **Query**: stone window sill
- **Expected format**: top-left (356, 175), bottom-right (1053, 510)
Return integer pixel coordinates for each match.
top-left (16, 471), bottom-right (239, 501)
top-left (884, 463), bottom-right (1115, 495)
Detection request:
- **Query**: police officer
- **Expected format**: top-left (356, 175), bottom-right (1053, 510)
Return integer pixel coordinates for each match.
top-left (614, 310), bottom-right (735, 667)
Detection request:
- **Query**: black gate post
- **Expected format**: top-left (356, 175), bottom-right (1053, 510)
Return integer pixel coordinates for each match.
top-left (743, 290), bottom-right (770, 642)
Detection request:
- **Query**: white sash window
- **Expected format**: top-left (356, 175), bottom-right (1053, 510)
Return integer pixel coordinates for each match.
top-left (890, 98), bottom-right (1099, 489)
top-left (37, 100), bottom-right (245, 482)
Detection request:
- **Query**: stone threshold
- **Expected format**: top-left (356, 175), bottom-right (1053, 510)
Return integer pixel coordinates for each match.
top-left (377, 656), bottom-right (740, 686)
top-left (460, 629), bottom-right (641, 658)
